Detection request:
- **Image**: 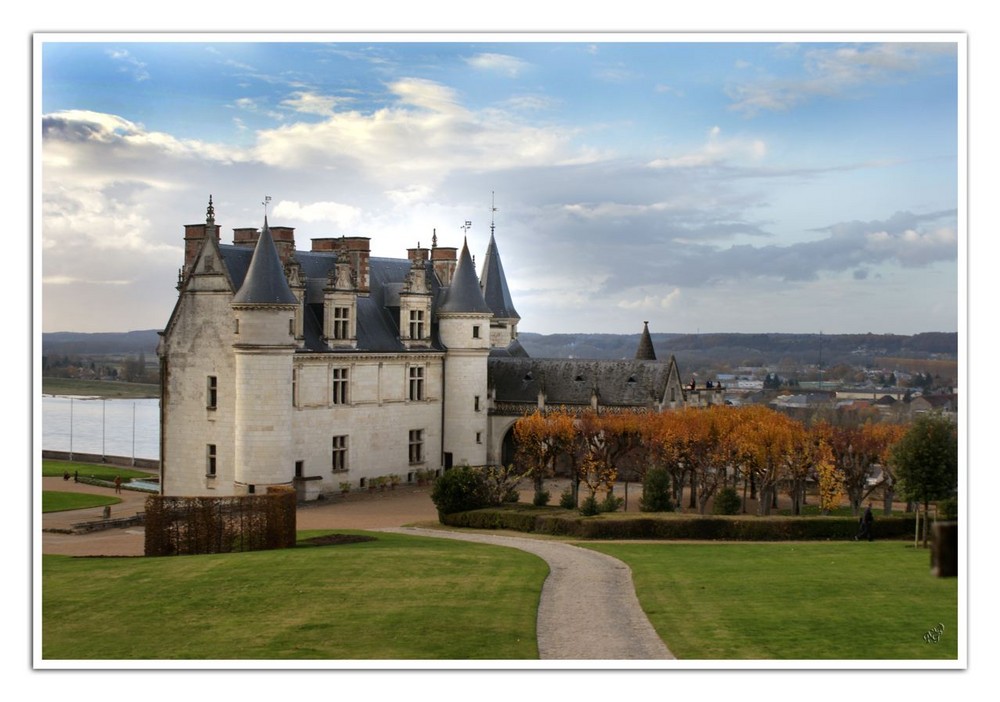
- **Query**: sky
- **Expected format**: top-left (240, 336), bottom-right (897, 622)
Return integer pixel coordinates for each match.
top-left (37, 35), bottom-right (961, 336)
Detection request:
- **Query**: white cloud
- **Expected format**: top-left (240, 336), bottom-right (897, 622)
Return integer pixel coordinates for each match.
top-left (648, 126), bottom-right (767, 169)
top-left (272, 200), bottom-right (362, 228)
top-left (106, 49), bottom-right (149, 81)
top-left (281, 91), bottom-right (350, 117)
top-left (465, 53), bottom-right (529, 78)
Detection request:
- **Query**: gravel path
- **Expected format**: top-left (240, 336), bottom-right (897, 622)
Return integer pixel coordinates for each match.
top-left (381, 527), bottom-right (674, 660)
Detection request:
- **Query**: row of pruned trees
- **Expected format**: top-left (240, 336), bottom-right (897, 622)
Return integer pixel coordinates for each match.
top-left (512, 404), bottom-right (943, 517)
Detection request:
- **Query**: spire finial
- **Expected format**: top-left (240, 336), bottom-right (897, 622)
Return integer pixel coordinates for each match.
top-left (432, 229), bottom-right (438, 248)
top-left (490, 191), bottom-right (498, 236)
top-left (262, 195), bottom-right (272, 219)
top-left (461, 220), bottom-right (472, 237)
top-left (206, 195), bottom-right (215, 226)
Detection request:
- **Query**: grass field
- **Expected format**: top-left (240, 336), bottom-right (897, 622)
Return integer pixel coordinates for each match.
top-left (42, 530), bottom-right (547, 660)
top-left (586, 541), bottom-right (958, 660)
top-left (42, 460), bottom-right (152, 482)
top-left (42, 377), bottom-right (159, 399)
top-left (42, 491), bottom-right (122, 513)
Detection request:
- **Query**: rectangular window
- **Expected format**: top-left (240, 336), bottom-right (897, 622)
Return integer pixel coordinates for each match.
top-left (289, 318), bottom-right (295, 335)
top-left (474, 395), bottom-right (480, 412)
top-left (476, 431), bottom-right (482, 444)
top-left (409, 365), bottom-right (425, 401)
top-left (409, 309), bottom-right (425, 340)
top-left (332, 367), bottom-right (349, 405)
top-left (207, 444), bottom-right (217, 477)
top-left (332, 435), bottom-right (348, 472)
top-left (472, 325), bottom-right (480, 339)
top-left (234, 318), bottom-right (240, 335)
top-left (408, 429), bottom-right (424, 464)
top-left (295, 460), bottom-right (304, 478)
top-left (207, 376), bottom-right (218, 410)
top-left (333, 306), bottom-right (350, 340)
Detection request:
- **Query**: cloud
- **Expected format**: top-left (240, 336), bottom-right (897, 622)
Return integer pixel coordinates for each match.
top-left (106, 49), bottom-right (149, 81)
top-left (648, 125), bottom-right (767, 169)
top-left (465, 52), bottom-right (529, 78)
top-left (280, 91), bottom-right (351, 116)
top-left (727, 42), bottom-right (957, 116)
top-left (272, 200), bottom-right (362, 228)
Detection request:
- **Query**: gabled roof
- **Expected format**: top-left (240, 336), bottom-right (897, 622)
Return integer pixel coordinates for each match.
top-left (479, 232), bottom-right (519, 320)
top-left (439, 238), bottom-right (492, 315)
top-left (489, 357), bottom-right (678, 407)
top-left (231, 219), bottom-right (298, 306)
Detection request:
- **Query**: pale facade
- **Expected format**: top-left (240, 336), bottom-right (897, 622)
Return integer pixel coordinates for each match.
top-left (159, 199), bottom-right (696, 500)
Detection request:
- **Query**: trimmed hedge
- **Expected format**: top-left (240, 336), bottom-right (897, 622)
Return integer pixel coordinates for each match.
top-left (440, 506), bottom-right (917, 541)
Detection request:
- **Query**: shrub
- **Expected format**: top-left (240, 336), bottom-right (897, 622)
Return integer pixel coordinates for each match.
top-left (430, 466), bottom-right (490, 515)
top-left (559, 487), bottom-right (577, 510)
top-left (938, 496), bottom-right (958, 521)
top-left (533, 489), bottom-right (551, 507)
top-left (580, 494), bottom-right (600, 516)
top-left (713, 487), bottom-right (742, 515)
top-left (600, 493), bottom-right (623, 513)
top-left (640, 467), bottom-right (674, 512)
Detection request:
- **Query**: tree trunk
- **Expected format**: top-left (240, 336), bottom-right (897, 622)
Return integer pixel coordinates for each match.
top-left (688, 470), bottom-right (697, 509)
top-left (883, 484), bottom-right (894, 516)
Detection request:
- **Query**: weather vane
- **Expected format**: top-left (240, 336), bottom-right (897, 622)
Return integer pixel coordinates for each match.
top-left (461, 220), bottom-right (472, 235)
top-left (262, 195), bottom-right (272, 218)
top-left (491, 191), bottom-right (498, 235)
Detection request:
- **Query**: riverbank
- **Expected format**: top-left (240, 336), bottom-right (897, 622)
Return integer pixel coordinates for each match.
top-left (42, 377), bottom-right (159, 399)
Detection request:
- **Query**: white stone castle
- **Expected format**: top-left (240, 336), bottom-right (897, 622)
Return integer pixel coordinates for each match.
top-left (158, 197), bottom-right (704, 500)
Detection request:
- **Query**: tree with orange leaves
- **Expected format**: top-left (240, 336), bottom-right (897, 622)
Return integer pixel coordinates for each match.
top-left (827, 420), bottom-right (906, 516)
top-left (731, 405), bottom-right (800, 516)
top-left (513, 409), bottom-right (576, 504)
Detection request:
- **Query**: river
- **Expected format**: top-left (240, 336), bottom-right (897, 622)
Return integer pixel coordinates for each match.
top-left (41, 395), bottom-right (160, 461)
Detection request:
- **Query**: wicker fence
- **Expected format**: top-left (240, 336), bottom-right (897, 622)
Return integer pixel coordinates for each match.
top-left (144, 487), bottom-right (297, 556)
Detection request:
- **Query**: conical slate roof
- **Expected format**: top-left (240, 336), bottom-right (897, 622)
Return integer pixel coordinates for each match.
top-left (439, 238), bottom-right (492, 314)
top-left (635, 321), bottom-right (657, 360)
top-left (479, 232), bottom-right (519, 320)
top-left (232, 218), bottom-right (298, 305)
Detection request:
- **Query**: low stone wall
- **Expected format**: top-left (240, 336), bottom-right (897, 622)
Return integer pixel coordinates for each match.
top-left (42, 450), bottom-right (159, 471)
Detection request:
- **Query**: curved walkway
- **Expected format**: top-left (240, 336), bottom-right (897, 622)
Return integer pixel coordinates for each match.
top-left (381, 527), bottom-right (674, 660)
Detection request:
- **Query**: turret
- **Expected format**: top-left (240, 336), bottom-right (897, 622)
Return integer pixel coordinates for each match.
top-left (479, 228), bottom-right (520, 349)
top-left (230, 218), bottom-right (298, 494)
top-left (437, 238), bottom-right (492, 468)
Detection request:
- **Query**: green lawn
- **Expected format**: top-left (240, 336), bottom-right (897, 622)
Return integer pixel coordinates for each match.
top-left (586, 541), bottom-right (958, 660)
top-left (42, 377), bottom-right (159, 398)
top-left (42, 491), bottom-right (122, 513)
top-left (43, 460), bottom-right (152, 482)
top-left (42, 530), bottom-right (547, 660)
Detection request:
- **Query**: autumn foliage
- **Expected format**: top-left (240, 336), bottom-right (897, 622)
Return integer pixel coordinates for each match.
top-left (511, 404), bottom-right (918, 515)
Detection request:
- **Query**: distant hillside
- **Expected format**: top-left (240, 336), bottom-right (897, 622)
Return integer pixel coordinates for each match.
top-left (41, 328), bottom-right (958, 371)
top-left (517, 331), bottom-right (958, 369)
top-left (42, 330), bottom-right (160, 357)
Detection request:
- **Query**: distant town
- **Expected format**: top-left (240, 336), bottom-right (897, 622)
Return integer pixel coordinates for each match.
top-left (42, 328), bottom-right (958, 422)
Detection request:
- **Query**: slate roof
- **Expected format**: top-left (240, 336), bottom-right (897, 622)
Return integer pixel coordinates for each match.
top-left (231, 220), bottom-right (298, 306)
top-left (489, 357), bottom-right (679, 407)
top-left (439, 238), bottom-right (492, 315)
top-left (479, 232), bottom-right (519, 320)
top-left (635, 321), bottom-right (656, 360)
top-left (219, 244), bottom-right (445, 354)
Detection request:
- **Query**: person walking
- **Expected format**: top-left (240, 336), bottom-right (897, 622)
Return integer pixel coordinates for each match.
top-left (861, 503), bottom-right (874, 541)
top-left (114, 475), bottom-right (122, 494)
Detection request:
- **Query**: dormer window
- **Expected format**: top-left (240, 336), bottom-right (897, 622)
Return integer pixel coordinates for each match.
top-left (333, 306), bottom-right (350, 340)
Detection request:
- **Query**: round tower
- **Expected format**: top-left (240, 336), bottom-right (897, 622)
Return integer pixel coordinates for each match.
top-left (437, 238), bottom-right (492, 468)
top-left (231, 218), bottom-right (299, 494)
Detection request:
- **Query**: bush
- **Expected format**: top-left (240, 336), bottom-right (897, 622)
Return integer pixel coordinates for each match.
top-left (640, 467), bottom-right (674, 512)
top-left (559, 487), bottom-right (577, 509)
top-left (600, 493), bottom-right (623, 513)
top-left (713, 487), bottom-right (742, 515)
top-left (533, 489), bottom-right (551, 507)
top-left (430, 466), bottom-right (491, 515)
top-left (938, 496), bottom-right (958, 521)
top-left (580, 494), bottom-right (600, 516)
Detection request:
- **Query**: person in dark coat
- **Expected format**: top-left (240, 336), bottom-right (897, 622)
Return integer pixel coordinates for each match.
top-left (857, 503), bottom-right (874, 541)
